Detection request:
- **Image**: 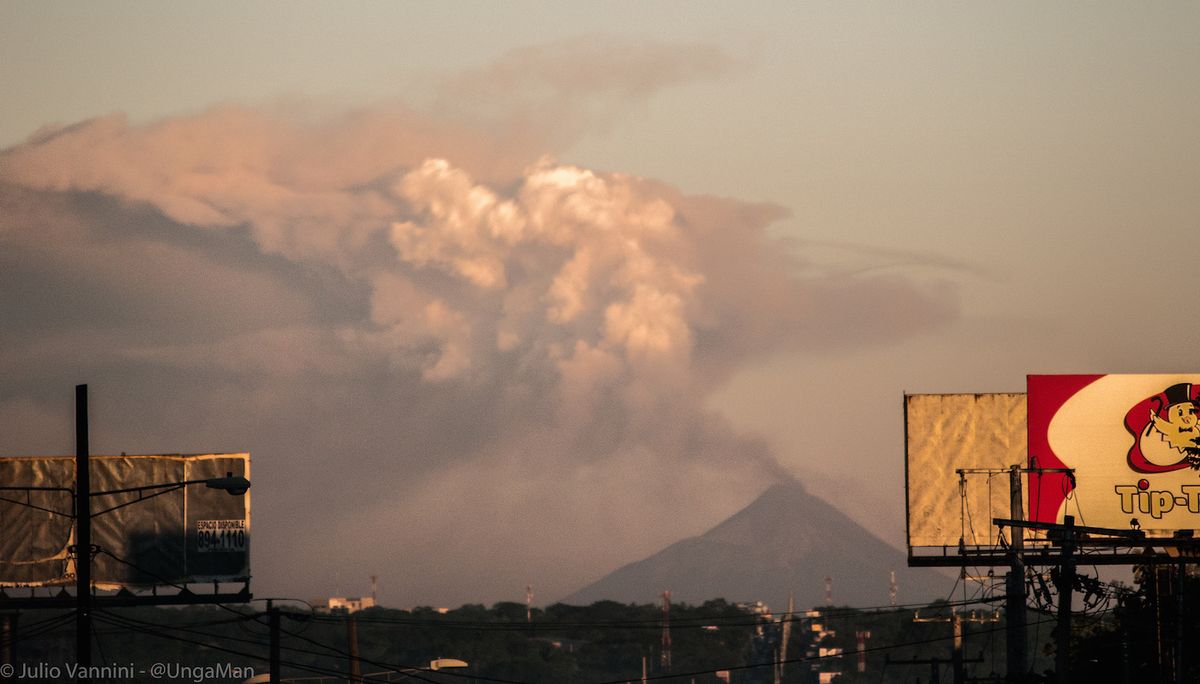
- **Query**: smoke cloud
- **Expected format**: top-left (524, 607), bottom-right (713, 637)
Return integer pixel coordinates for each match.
top-left (0, 38), bottom-right (958, 604)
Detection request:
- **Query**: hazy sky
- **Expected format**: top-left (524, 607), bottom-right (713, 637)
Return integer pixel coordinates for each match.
top-left (2, 2), bottom-right (1198, 607)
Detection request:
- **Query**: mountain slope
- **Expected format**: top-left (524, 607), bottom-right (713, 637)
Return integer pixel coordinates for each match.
top-left (562, 479), bottom-right (951, 610)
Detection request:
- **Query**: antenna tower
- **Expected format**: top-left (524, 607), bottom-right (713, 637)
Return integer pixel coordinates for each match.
top-left (777, 594), bottom-right (794, 684)
top-left (371, 575), bottom-right (378, 604)
top-left (525, 584), bottom-right (533, 623)
top-left (856, 630), bottom-right (871, 673)
top-left (890, 570), bottom-right (897, 607)
top-left (660, 590), bottom-right (672, 671)
top-left (825, 576), bottom-right (833, 606)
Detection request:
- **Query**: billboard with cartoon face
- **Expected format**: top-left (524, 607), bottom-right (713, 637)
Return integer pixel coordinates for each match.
top-left (1028, 375), bottom-right (1200, 534)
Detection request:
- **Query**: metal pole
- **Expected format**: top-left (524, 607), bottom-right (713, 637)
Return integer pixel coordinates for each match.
top-left (1055, 515), bottom-right (1075, 684)
top-left (1, 613), bottom-right (16, 679)
top-left (1006, 465), bottom-right (1028, 682)
top-left (268, 601), bottom-right (280, 684)
top-left (75, 384), bottom-right (91, 681)
top-left (1176, 561), bottom-right (1185, 684)
top-left (348, 614), bottom-right (362, 684)
top-left (952, 613), bottom-right (964, 684)
top-left (1152, 563), bottom-right (1163, 681)
top-left (1122, 620), bottom-right (1131, 684)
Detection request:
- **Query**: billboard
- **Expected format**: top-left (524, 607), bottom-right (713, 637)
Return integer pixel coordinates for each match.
top-left (905, 393), bottom-right (1026, 550)
top-left (1028, 374), bottom-right (1200, 535)
top-left (0, 453), bottom-right (250, 587)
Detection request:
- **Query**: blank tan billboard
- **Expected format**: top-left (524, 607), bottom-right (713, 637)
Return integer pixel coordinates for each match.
top-left (904, 394), bottom-right (1025, 551)
top-left (0, 453), bottom-right (249, 588)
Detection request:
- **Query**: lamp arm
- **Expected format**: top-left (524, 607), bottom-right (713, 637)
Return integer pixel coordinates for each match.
top-left (90, 479), bottom-right (211, 497)
top-left (91, 483), bottom-right (188, 517)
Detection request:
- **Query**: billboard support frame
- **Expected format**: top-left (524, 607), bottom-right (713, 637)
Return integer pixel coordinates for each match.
top-left (0, 580), bottom-right (252, 610)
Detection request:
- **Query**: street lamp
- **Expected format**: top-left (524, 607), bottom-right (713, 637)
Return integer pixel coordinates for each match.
top-left (429, 658), bottom-right (469, 671)
top-left (207, 474), bottom-right (252, 496)
top-left (381, 660), bottom-right (471, 681)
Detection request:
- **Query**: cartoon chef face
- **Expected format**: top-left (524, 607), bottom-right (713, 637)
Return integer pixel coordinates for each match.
top-left (1151, 399), bottom-right (1200, 454)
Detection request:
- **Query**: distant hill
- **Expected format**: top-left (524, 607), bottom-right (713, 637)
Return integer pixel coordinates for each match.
top-left (561, 479), bottom-right (952, 611)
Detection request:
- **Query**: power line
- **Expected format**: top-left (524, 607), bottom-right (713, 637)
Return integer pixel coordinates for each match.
top-left (0, 611), bottom-right (75, 649)
top-left (91, 611), bottom-right (427, 684)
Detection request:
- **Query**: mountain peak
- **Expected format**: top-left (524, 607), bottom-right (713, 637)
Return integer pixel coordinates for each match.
top-left (757, 476), bottom-right (808, 499)
top-left (562, 479), bottom-right (949, 610)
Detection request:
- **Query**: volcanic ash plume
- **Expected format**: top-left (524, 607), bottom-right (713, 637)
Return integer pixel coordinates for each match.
top-left (0, 107), bottom-right (957, 602)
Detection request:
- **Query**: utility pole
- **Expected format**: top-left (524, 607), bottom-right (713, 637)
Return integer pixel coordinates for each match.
top-left (268, 600), bottom-right (280, 684)
top-left (777, 594), bottom-right (793, 684)
top-left (1055, 515), bottom-right (1077, 684)
top-left (1, 613), bottom-right (17, 677)
top-left (74, 384), bottom-right (92, 683)
top-left (886, 654), bottom-right (983, 684)
top-left (1176, 560), bottom-right (1186, 684)
top-left (526, 584), bottom-right (533, 624)
top-left (347, 613), bottom-right (362, 684)
top-left (855, 630), bottom-right (871, 673)
top-left (1151, 563), bottom-right (1164, 681)
top-left (913, 611), bottom-right (964, 684)
top-left (914, 608), bottom-right (997, 684)
top-left (1122, 622), bottom-right (1131, 684)
top-left (1006, 464), bottom-right (1028, 682)
top-left (660, 590), bottom-right (671, 671)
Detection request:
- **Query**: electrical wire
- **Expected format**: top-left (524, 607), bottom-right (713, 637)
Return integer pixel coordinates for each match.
top-left (98, 609), bottom-right (276, 652)
top-left (91, 617), bottom-right (110, 679)
top-left (90, 611), bottom-right (428, 684)
top-left (0, 610), bottom-right (75, 640)
top-left (97, 606), bottom-right (463, 684)
top-left (0, 611), bottom-right (75, 649)
top-left (236, 597), bottom-right (317, 637)
top-left (271, 614), bottom-right (524, 684)
top-left (90, 550), bottom-right (442, 683)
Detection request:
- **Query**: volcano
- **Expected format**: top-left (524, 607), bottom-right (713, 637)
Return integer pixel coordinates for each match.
top-left (561, 479), bottom-right (952, 610)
